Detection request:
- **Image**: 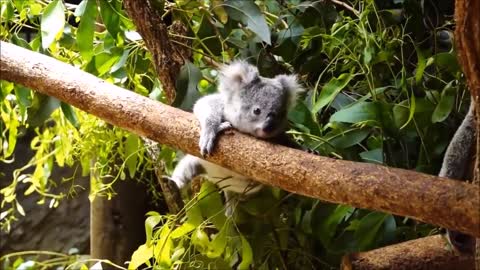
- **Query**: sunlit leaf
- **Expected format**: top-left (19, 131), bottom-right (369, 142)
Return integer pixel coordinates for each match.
top-left (125, 134), bottom-right (139, 178)
top-left (145, 215), bottom-right (162, 246)
top-left (41, 0), bottom-right (65, 49)
top-left (129, 244), bottom-right (153, 270)
top-left (238, 235), bottom-right (253, 270)
top-left (77, 0), bottom-right (97, 62)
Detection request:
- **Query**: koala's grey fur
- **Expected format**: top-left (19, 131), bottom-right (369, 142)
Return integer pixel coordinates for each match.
top-left (439, 100), bottom-right (477, 253)
top-left (170, 60), bottom-right (303, 200)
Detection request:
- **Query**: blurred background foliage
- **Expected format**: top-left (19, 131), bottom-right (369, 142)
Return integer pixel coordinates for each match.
top-left (0, 0), bottom-right (469, 269)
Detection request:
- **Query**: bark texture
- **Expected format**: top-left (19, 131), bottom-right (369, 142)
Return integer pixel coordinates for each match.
top-left (123, 0), bottom-right (186, 104)
top-left (455, 0), bottom-right (480, 267)
top-left (1, 41), bottom-right (479, 237)
top-left (90, 179), bottom-right (151, 264)
top-left (123, 0), bottom-right (187, 214)
top-left (341, 235), bottom-right (474, 270)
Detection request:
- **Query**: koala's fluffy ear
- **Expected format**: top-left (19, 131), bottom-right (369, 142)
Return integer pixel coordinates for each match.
top-left (218, 60), bottom-right (259, 93)
top-left (275, 74), bottom-right (304, 109)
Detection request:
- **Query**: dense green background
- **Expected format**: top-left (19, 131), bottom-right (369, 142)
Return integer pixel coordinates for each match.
top-left (0, 0), bottom-right (468, 269)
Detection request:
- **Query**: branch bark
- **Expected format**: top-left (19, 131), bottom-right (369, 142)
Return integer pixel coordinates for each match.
top-left (341, 235), bottom-right (475, 270)
top-left (122, 0), bottom-right (186, 104)
top-left (123, 0), bottom-right (188, 214)
top-left (1, 41), bottom-right (479, 237)
top-left (455, 0), bottom-right (480, 267)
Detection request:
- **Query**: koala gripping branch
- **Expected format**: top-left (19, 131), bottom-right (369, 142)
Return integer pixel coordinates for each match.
top-left (1, 41), bottom-right (479, 237)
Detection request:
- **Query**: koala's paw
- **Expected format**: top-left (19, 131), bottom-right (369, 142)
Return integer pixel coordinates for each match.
top-left (199, 129), bottom-right (217, 157)
top-left (218, 121), bottom-right (233, 133)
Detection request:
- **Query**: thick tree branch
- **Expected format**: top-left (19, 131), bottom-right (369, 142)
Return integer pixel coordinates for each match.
top-left (455, 0), bottom-right (480, 267)
top-left (1, 41), bottom-right (479, 237)
top-left (123, 0), bottom-right (186, 104)
top-left (341, 235), bottom-right (475, 270)
top-left (123, 0), bottom-right (190, 214)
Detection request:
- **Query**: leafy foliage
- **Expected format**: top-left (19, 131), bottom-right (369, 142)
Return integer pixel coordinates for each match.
top-left (0, 0), bottom-right (467, 269)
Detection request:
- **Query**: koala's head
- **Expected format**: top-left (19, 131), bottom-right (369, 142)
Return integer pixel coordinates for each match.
top-left (218, 60), bottom-right (303, 139)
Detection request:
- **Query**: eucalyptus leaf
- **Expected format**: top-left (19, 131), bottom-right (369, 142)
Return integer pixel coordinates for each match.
top-left (313, 73), bottom-right (354, 113)
top-left (432, 81), bottom-right (456, 123)
top-left (41, 0), bottom-right (65, 49)
top-left (77, 0), bottom-right (97, 62)
top-left (224, 0), bottom-right (271, 44)
top-left (174, 61), bottom-right (202, 111)
top-left (98, 0), bottom-right (121, 37)
top-left (354, 212), bottom-right (387, 251)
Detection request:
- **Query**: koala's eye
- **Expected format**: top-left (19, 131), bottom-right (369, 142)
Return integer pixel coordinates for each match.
top-left (253, 108), bottom-right (261, 115)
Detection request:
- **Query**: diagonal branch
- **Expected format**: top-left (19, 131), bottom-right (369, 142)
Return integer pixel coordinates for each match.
top-left (1, 41), bottom-right (479, 237)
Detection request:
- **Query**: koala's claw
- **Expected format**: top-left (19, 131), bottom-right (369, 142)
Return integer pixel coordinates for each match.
top-left (218, 121), bottom-right (233, 132)
top-left (199, 130), bottom-right (217, 157)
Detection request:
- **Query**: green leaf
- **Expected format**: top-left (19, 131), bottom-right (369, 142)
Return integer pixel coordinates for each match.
top-left (145, 215), bottom-right (162, 246)
top-left (313, 204), bottom-right (353, 247)
top-left (212, 0), bottom-right (228, 24)
top-left (206, 222), bottom-right (229, 258)
top-left (400, 93), bottom-right (416, 129)
top-left (77, 0), bottom-right (97, 62)
top-left (238, 235), bottom-right (253, 270)
top-left (328, 129), bottom-right (370, 149)
top-left (129, 244), bottom-right (153, 270)
top-left (432, 81), bottom-right (456, 123)
top-left (174, 61), bottom-right (202, 111)
top-left (360, 148), bottom-right (383, 164)
top-left (224, 0), bottom-right (271, 44)
top-left (111, 49), bottom-right (130, 73)
top-left (434, 52), bottom-right (460, 74)
top-left (125, 134), bottom-right (139, 178)
top-left (41, 0), bottom-right (65, 49)
top-left (155, 225), bottom-right (173, 266)
top-left (171, 203), bottom-right (203, 238)
top-left (60, 102), bottom-right (79, 128)
top-left (14, 86), bottom-right (32, 109)
top-left (355, 212), bottom-right (387, 251)
top-left (330, 102), bottom-right (380, 124)
top-left (74, 0), bottom-right (88, 17)
top-left (98, 0), bottom-right (121, 37)
top-left (313, 73), bottom-right (354, 113)
top-left (197, 182), bottom-right (226, 229)
top-left (95, 52), bottom-right (120, 76)
top-left (415, 47), bottom-right (427, 84)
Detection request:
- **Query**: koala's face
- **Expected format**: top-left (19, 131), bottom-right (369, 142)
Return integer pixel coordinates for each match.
top-left (218, 60), bottom-right (302, 139)
top-left (223, 77), bottom-right (289, 139)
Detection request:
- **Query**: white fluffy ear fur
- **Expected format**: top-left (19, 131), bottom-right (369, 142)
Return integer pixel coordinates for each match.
top-left (275, 74), bottom-right (304, 109)
top-left (218, 60), bottom-right (259, 93)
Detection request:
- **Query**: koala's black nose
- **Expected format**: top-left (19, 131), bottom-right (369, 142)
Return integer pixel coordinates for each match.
top-left (263, 121), bottom-right (276, 133)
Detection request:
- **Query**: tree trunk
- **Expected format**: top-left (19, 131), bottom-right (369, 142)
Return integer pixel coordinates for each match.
top-left (455, 0), bottom-right (480, 267)
top-left (1, 41), bottom-right (479, 237)
top-left (90, 176), bottom-right (151, 264)
top-left (341, 235), bottom-right (474, 270)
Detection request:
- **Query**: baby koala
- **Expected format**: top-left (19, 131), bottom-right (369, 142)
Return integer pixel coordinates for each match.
top-left (169, 60), bottom-right (303, 210)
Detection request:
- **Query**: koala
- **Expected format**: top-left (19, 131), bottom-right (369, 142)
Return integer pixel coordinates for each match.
top-left (439, 100), bottom-right (477, 253)
top-left (169, 61), bottom-right (303, 211)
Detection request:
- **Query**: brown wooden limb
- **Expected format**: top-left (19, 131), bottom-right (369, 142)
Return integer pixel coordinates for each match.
top-left (123, 0), bottom-right (186, 104)
top-left (455, 0), bottom-right (480, 267)
top-left (341, 235), bottom-right (475, 270)
top-left (123, 0), bottom-right (190, 215)
top-left (1, 41), bottom-right (480, 237)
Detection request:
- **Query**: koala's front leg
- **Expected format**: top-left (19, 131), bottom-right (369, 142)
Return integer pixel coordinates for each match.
top-left (193, 94), bottom-right (231, 156)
